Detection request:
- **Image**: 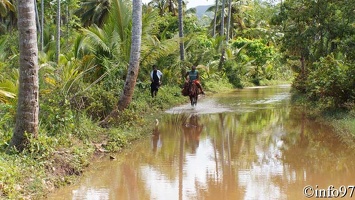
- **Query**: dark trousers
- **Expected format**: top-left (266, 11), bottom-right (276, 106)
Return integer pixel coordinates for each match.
top-left (150, 81), bottom-right (160, 97)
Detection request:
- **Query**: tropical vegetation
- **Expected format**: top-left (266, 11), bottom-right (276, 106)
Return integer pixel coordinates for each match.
top-left (0, 0), bottom-right (354, 198)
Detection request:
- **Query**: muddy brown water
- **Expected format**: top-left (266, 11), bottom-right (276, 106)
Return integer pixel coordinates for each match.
top-left (47, 85), bottom-right (355, 200)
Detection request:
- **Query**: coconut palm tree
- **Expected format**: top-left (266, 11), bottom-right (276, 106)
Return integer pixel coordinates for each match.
top-left (208, 0), bottom-right (250, 38)
top-left (217, 0), bottom-right (226, 71)
top-left (148, 0), bottom-right (168, 16)
top-left (115, 0), bottom-right (142, 111)
top-left (79, 0), bottom-right (180, 85)
top-left (167, 0), bottom-right (177, 16)
top-left (56, 0), bottom-right (61, 64)
top-left (100, 0), bottom-right (142, 124)
top-left (40, 0), bottom-right (44, 51)
top-left (78, 0), bottom-right (133, 83)
top-left (177, 0), bottom-right (184, 61)
top-left (75, 0), bottom-right (110, 27)
top-left (226, 0), bottom-right (232, 41)
top-left (147, 0), bottom-right (186, 16)
top-left (0, 0), bottom-right (16, 33)
top-left (212, 0), bottom-right (218, 37)
top-left (9, 0), bottom-right (39, 151)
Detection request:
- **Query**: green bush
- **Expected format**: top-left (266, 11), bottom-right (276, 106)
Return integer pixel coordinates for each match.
top-left (70, 83), bottom-right (119, 121)
top-left (224, 60), bottom-right (244, 88)
top-left (306, 55), bottom-right (354, 109)
top-left (40, 91), bottom-right (75, 135)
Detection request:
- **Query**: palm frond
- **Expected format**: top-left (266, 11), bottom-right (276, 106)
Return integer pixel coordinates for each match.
top-left (82, 25), bottom-right (112, 54)
top-left (72, 33), bottom-right (92, 59)
top-left (0, 35), bottom-right (9, 60)
top-left (140, 35), bottom-right (180, 67)
top-left (110, 0), bottom-right (131, 42)
top-left (0, 71), bottom-right (18, 104)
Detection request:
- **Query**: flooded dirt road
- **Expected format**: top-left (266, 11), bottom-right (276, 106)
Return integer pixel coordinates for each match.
top-left (48, 85), bottom-right (355, 200)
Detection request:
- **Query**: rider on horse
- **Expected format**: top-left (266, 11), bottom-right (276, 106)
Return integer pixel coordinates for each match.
top-left (185, 65), bottom-right (205, 95)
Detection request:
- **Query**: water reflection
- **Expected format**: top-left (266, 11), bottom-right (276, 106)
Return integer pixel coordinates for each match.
top-left (152, 125), bottom-right (161, 153)
top-left (47, 86), bottom-right (355, 200)
top-left (182, 115), bottom-right (203, 154)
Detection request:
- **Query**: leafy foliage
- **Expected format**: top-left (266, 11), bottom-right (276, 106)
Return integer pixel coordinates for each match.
top-left (274, 0), bottom-right (355, 111)
top-left (306, 55), bottom-right (355, 109)
top-left (0, 0), bottom-right (354, 198)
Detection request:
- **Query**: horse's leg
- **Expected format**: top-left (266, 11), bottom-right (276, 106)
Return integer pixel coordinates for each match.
top-left (193, 85), bottom-right (198, 106)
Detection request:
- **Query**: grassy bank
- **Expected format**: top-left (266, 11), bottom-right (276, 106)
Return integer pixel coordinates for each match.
top-left (324, 110), bottom-right (355, 148)
top-left (0, 84), bottom-right (189, 199)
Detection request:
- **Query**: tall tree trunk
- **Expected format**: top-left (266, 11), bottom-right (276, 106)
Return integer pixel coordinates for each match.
top-left (226, 0), bottom-right (232, 41)
top-left (218, 0), bottom-right (226, 71)
top-left (178, 0), bottom-right (184, 61)
top-left (40, 0), bottom-right (44, 51)
top-left (9, 0), bottom-right (39, 151)
top-left (56, 0), bottom-right (61, 64)
top-left (116, 0), bottom-right (142, 111)
top-left (34, 0), bottom-right (40, 38)
top-left (66, 4), bottom-right (70, 41)
top-left (219, 0), bottom-right (225, 38)
top-left (212, 0), bottom-right (218, 37)
top-left (101, 0), bottom-right (142, 125)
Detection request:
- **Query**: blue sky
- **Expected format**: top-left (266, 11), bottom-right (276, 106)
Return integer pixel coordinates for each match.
top-left (142, 0), bottom-right (213, 9)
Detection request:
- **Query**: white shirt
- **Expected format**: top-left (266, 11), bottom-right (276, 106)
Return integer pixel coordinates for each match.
top-left (150, 70), bottom-right (163, 80)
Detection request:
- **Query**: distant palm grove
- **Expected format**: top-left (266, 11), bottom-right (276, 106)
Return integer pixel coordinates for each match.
top-left (0, 0), bottom-right (354, 198)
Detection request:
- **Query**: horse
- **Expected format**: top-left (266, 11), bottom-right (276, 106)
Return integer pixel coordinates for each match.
top-left (188, 81), bottom-right (199, 106)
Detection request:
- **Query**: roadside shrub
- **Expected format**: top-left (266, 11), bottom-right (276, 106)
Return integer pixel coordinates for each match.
top-left (306, 55), bottom-right (353, 109)
top-left (0, 104), bottom-right (15, 147)
top-left (70, 83), bottom-right (118, 121)
top-left (224, 61), bottom-right (243, 88)
top-left (40, 90), bottom-right (75, 135)
top-left (104, 128), bottom-right (129, 152)
top-left (231, 37), bottom-right (278, 86)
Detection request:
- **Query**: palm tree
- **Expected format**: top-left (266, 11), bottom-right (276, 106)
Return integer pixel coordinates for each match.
top-left (116, 0), bottom-right (142, 111)
top-left (75, 0), bottom-right (110, 27)
top-left (167, 0), bottom-right (177, 16)
top-left (212, 0), bottom-right (218, 37)
top-left (79, 0), bottom-right (180, 86)
top-left (56, 0), bottom-right (60, 64)
top-left (177, 0), bottom-right (184, 61)
top-left (226, 0), bottom-right (232, 41)
top-left (218, 0), bottom-right (226, 71)
top-left (9, 0), bottom-right (39, 151)
top-left (77, 0), bottom-right (133, 83)
top-left (0, 0), bottom-right (16, 33)
top-left (208, 0), bottom-right (250, 38)
top-left (148, 0), bottom-right (168, 16)
top-left (101, 0), bottom-right (142, 124)
top-left (148, 0), bottom-right (184, 16)
top-left (40, 0), bottom-right (44, 51)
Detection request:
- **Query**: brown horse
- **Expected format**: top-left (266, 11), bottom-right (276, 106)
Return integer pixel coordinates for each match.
top-left (189, 82), bottom-right (199, 106)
